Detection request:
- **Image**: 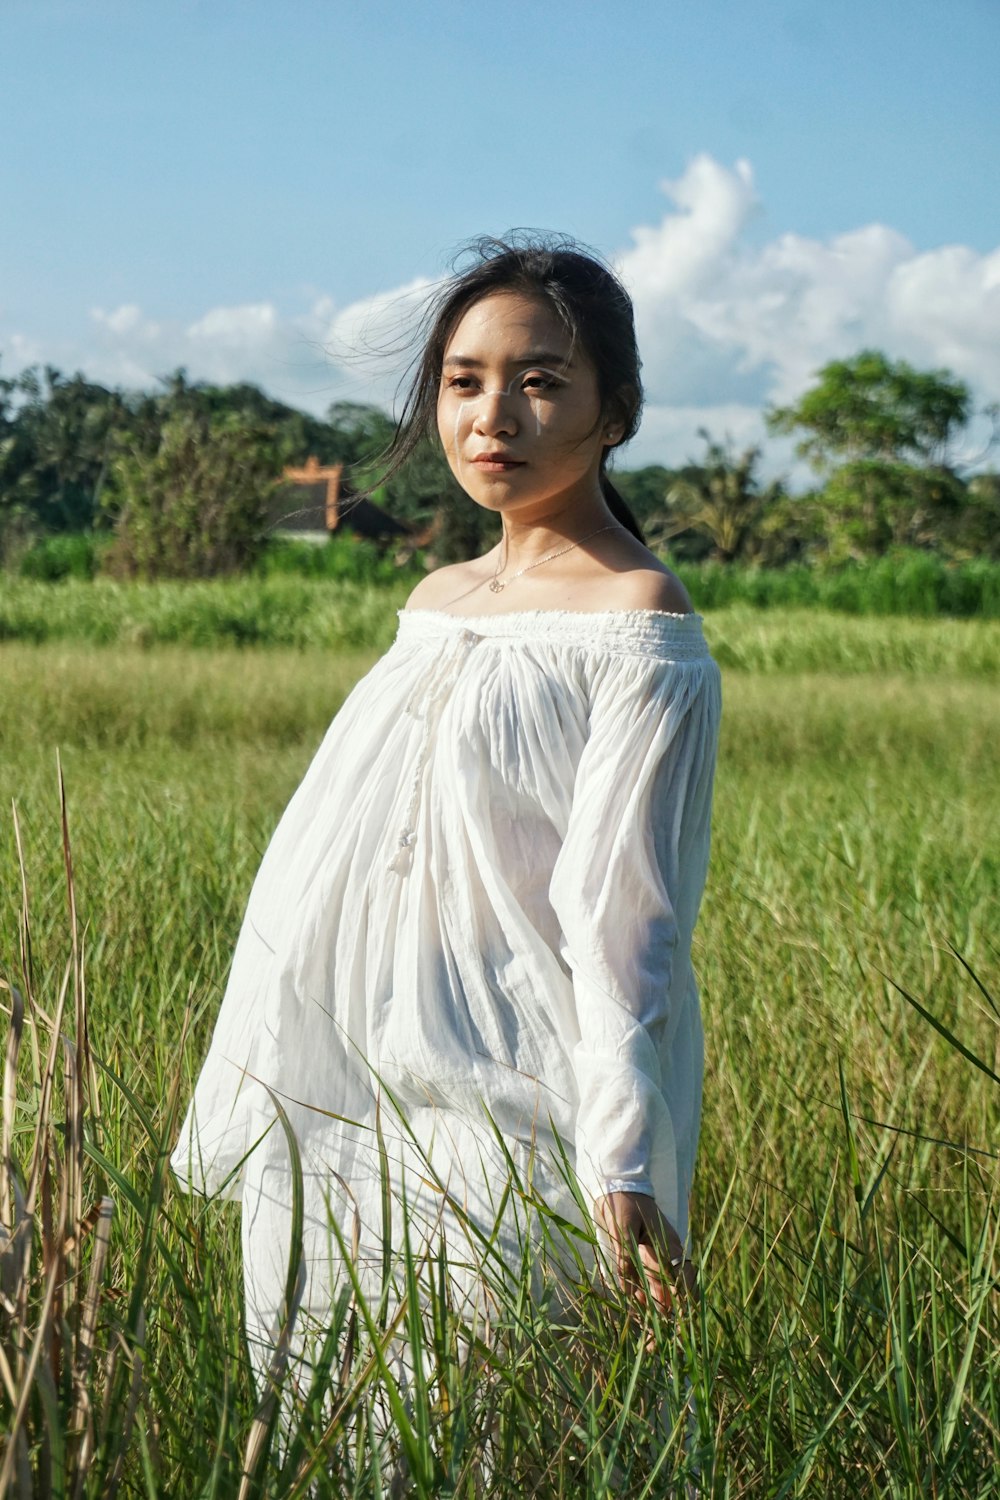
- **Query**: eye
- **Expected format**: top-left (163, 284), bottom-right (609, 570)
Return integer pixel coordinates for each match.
top-left (522, 374), bottom-right (563, 393)
top-left (443, 375), bottom-right (479, 394)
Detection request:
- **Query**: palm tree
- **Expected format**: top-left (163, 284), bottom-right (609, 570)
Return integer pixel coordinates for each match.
top-left (655, 430), bottom-right (782, 562)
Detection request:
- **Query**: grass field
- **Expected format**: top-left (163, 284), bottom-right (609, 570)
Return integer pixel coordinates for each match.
top-left (2, 608), bottom-right (998, 1496)
top-left (4, 573), bottom-right (1000, 660)
top-left (9, 544), bottom-right (1000, 619)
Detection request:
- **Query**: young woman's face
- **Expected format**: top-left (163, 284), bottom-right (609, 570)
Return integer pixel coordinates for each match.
top-left (436, 290), bottom-right (622, 520)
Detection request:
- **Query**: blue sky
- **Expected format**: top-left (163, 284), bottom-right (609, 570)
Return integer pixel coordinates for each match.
top-left (3, 0), bottom-right (998, 471)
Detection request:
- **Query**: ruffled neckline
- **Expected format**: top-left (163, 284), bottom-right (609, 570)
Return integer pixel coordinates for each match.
top-left (395, 606), bottom-right (711, 662)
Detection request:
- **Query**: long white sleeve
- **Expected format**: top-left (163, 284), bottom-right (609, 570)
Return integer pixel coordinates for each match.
top-left (548, 649), bottom-right (721, 1237)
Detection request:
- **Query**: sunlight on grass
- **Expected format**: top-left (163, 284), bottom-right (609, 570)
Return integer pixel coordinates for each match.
top-left (2, 616), bottom-right (998, 1494)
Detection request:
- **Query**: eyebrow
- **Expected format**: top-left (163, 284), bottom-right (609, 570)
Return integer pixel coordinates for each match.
top-left (442, 352), bottom-right (573, 370)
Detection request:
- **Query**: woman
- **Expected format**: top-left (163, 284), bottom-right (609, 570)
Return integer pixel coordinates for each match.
top-left (171, 236), bottom-right (721, 1375)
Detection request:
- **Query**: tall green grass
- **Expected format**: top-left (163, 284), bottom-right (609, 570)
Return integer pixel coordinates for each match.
top-left (2, 579), bottom-right (1000, 673)
top-left (9, 543), bottom-right (999, 621)
top-left (13, 532), bottom-right (424, 588)
top-left (253, 533), bottom-right (424, 587)
top-left (674, 551), bottom-right (1000, 618)
top-left (249, 539), bottom-right (1000, 615)
top-left (2, 632), bottom-right (998, 1494)
top-left (0, 578), bottom-right (407, 652)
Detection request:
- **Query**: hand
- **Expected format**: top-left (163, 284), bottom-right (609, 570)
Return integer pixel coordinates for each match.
top-left (593, 1192), bottom-right (697, 1318)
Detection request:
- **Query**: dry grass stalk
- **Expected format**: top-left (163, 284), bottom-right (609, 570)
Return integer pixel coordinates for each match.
top-left (0, 770), bottom-right (124, 1500)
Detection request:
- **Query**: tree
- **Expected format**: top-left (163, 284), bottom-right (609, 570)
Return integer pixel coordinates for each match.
top-left (767, 350), bottom-right (972, 470)
top-left (608, 465), bottom-right (675, 530)
top-left (0, 365), bottom-right (128, 541)
top-left (127, 370), bottom-right (351, 469)
top-left (325, 401), bottom-right (396, 469)
top-left (103, 408), bottom-right (282, 578)
top-left (609, 464), bottom-right (703, 558)
top-left (319, 408), bottom-right (496, 562)
top-left (656, 432), bottom-right (783, 562)
top-left (765, 351), bottom-right (989, 559)
top-left (956, 472), bottom-right (1000, 559)
top-left (816, 459), bottom-right (968, 558)
top-left (380, 435), bottom-right (499, 563)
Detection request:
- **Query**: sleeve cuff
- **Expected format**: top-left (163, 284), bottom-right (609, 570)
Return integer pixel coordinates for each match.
top-left (599, 1178), bottom-right (657, 1200)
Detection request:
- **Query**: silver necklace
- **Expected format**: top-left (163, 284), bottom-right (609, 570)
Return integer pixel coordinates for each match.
top-left (489, 523), bottom-right (623, 593)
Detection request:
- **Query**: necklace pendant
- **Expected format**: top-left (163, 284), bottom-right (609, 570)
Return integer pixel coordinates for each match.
top-left (489, 578), bottom-right (505, 593)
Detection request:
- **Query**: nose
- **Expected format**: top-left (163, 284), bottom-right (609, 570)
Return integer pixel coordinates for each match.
top-left (471, 388), bottom-right (518, 439)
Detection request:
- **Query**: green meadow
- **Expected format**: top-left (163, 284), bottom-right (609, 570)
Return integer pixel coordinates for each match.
top-left (1, 605), bottom-right (998, 1496)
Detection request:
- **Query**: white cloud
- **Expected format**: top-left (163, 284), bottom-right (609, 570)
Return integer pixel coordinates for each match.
top-left (91, 303), bottom-right (153, 337)
top-left (51, 282), bottom-right (437, 416)
top-left (3, 156), bottom-right (999, 479)
top-left (322, 278), bottom-right (434, 363)
top-left (6, 331), bottom-right (49, 366)
top-left (616, 402), bottom-right (769, 472)
top-left (615, 157), bottom-right (1000, 466)
top-left (186, 302), bottom-right (278, 346)
top-left (885, 244), bottom-right (1000, 389)
top-left (82, 296), bottom-right (353, 405)
top-left (317, 276), bottom-right (436, 413)
top-left (622, 155), bottom-right (758, 299)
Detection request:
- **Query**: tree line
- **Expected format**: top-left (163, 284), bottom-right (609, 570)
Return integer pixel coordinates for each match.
top-left (1, 350), bottom-right (997, 578)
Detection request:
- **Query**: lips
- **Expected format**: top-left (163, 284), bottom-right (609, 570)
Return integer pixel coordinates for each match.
top-left (471, 453), bottom-right (525, 472)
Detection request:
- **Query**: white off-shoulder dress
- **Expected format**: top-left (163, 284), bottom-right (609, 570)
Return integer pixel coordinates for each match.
top-left (171, 607), bottom-right (721, 1359)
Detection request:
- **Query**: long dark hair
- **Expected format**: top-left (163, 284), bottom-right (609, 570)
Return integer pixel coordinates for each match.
top-left (378, 233), bottom-right (646, 543)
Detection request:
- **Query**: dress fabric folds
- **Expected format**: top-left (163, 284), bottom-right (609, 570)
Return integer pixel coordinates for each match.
top-left (171, 607), bottom-right (721, 1359)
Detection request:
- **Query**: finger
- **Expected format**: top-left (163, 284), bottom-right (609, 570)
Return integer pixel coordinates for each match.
top-left (632, 1249), bottom-right (671, 1316)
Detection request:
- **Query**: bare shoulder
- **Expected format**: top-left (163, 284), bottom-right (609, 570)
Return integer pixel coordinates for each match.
top-left (402, 557), bottom-right (492, 612)
top-left (592, 532), bottom-right (695, 614)
top-left (610, 566), bottom-right (695, 615)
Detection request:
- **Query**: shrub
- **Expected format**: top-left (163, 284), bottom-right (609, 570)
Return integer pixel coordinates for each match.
top-left (255, 531), bottom-right (424, 587)
top-left (18, 531), bottom-right (106, 581)
top-left (103, 410), bottom-right (282, 578)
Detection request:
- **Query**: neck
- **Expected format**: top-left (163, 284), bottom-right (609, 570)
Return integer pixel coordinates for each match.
top-left (498, 491), bottom-right (616, 567)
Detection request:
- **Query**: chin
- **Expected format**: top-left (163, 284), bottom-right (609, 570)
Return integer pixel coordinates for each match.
top-left (457, 485), bottom-right (505, 513)
top-left (460, 478), bottom-right (536, 512)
